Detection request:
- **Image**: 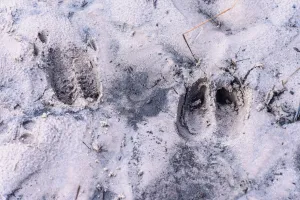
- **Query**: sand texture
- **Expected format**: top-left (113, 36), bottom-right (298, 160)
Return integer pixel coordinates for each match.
top-left (0, 0), bottom-right (300, 199)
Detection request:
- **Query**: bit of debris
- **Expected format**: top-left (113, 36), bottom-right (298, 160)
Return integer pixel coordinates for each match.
top-left (265, 87), bottom-right (286, 108)
top-left (117, 194), bottom-right (126, 199)
top-left (41, 113), bottom-right (48, 118)
top-left (87, 39), bottom-right (97, 51)
top-left (82, 141), bottom-right (92, 150)
top-left (81, 0), bottom-right (88, 8)
top-left (103, 167), bottom-right (109, 172)
top-left (282, 67), bottom-right (300, 86)
top-left (138, 170), bottom-right (144, 176)
top-left (256, 86), bottom-right (286, 112)
top-left (96, 184), bottom-right (102, 190)
top-left (242, 63), bottom-right (264, 84)
top-left (108, 171), bottom-right (116, 177)
top-left (294, 101), bottom-right (300, 122)
top-left (100, 121), bottom-right (109, 127)
top-left (147, 0), bottom-right (158, 8)
top-left (264, 86), bottom-right (276, 106)
top-left (75, 185), bottom-right (81, 200)
top-left (182, 0), bottom-right (239, 61)
top-left (294, 47), bottom-right (300, 52)
top-left (92, 142), bottom-right (103, 153)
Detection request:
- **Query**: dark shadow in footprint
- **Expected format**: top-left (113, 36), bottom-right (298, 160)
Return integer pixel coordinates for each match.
top-left (38, 31), bottom-right (48, 43)
top-left (216, 88), bottom-right (237, 106)
top-left (46, 48), bottom-right (77, 105)
top-left (215, 86), bottom-right (241, 135)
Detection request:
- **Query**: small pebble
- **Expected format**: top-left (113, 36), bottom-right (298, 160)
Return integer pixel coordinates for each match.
top-left (117, 194), bottom-right (126, 199)
top-left (100, 121), bottom-right (109, 127)
top-left (108, 171), bottom-right (116, 177)
top-left (256, 103), bottom-right (265, 111)
top-left (92, 142), bottom-right (101, 152)
top-left (138, 170), bottom-right (144, 176)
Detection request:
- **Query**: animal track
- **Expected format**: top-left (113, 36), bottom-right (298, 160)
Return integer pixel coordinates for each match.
top-left (44, 46), bottom-right (100, 105)
top-left (214, 84), bottom-right (244, 135)
top-left (176, 75), bottom-right (246, 138)
top-left (183, 78), bottom-right (209, 134)
top-left (46, 47), bottom-right (77, 105)
top-left (73, 58), bottom-right (100, 101)
top-left (186, 78), bottom-right (208, 111)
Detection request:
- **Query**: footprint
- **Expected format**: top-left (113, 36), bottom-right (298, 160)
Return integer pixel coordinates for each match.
top-left (46, 47), bottom-right (77, 105)
top-left (184, 78), bottom-right (210, 134)
top-left (176, 78), bottom-right (209, 137)
top-left (214, 87), bottom-right (239, 127)
top-left (213, 79), bottom-right (246, 136)
top-left (44, 46), bottom-right (100, 105)
top-left (176, 75), bottom-right (248, 138)
top-left (73, 57), bottom-right (100, 101)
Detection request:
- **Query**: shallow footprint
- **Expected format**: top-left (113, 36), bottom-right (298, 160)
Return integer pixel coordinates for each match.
top-left (73, 57), bottom-right (100, 102)
top-left (46, 47), bottom-right (77, 105)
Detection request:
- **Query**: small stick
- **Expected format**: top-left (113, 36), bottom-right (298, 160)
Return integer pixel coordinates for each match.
top-left (294, 101), bottom-right (300, 122)
top-left (282, 67), bottom-right (300, 86)
top-left (183, 34), bottom-right (198, 62)
top-left (82, 141), bottom-right (91, 150)
top-left (183, 0), bottom-right (239, 61)
top-left (75, 185), bottom-right (81, 200)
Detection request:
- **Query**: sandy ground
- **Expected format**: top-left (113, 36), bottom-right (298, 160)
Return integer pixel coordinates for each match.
top-left (0, 0), bottom-right (300, 199)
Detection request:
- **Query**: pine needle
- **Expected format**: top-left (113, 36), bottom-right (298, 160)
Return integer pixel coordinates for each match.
top-left (183, 0), bottom-right (239, 61)
top-left (282, 67), bottom-right (300, 86)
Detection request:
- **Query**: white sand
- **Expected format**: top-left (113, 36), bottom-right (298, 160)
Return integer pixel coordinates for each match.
top-left (0, 0), bottom-right (300, 199)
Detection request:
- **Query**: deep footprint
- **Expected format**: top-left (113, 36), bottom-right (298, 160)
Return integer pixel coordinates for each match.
top-left (176, 78), bottom-right (208, 137)
top-left (216, 87), bottom-right (237, 106)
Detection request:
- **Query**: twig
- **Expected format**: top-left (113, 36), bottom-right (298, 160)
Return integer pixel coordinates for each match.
top-left (75, 185), bottom-right (81, 200)
top-left (183, 34), bottom-right (197, 62)
top-left (242, 63), bottom-right (263, 84)
top-left (183, 0), bottom-right (239, 61)
top-left (82, 141), bottom-right (91, 150)
top-left (282, 67), bottom-right (300, 86)
top-left (294, 47), bottom-right (300, 53)
top-left (236, 58), bottom-right (250, 63)
top-left (294, 101), bottom-right (300, 122)
top-left (34, 88), bottom-right (47, 102)
top-left (153, 0), bottom-right (158, 8)
top-left (81, 0), bottom-right (88, 8)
